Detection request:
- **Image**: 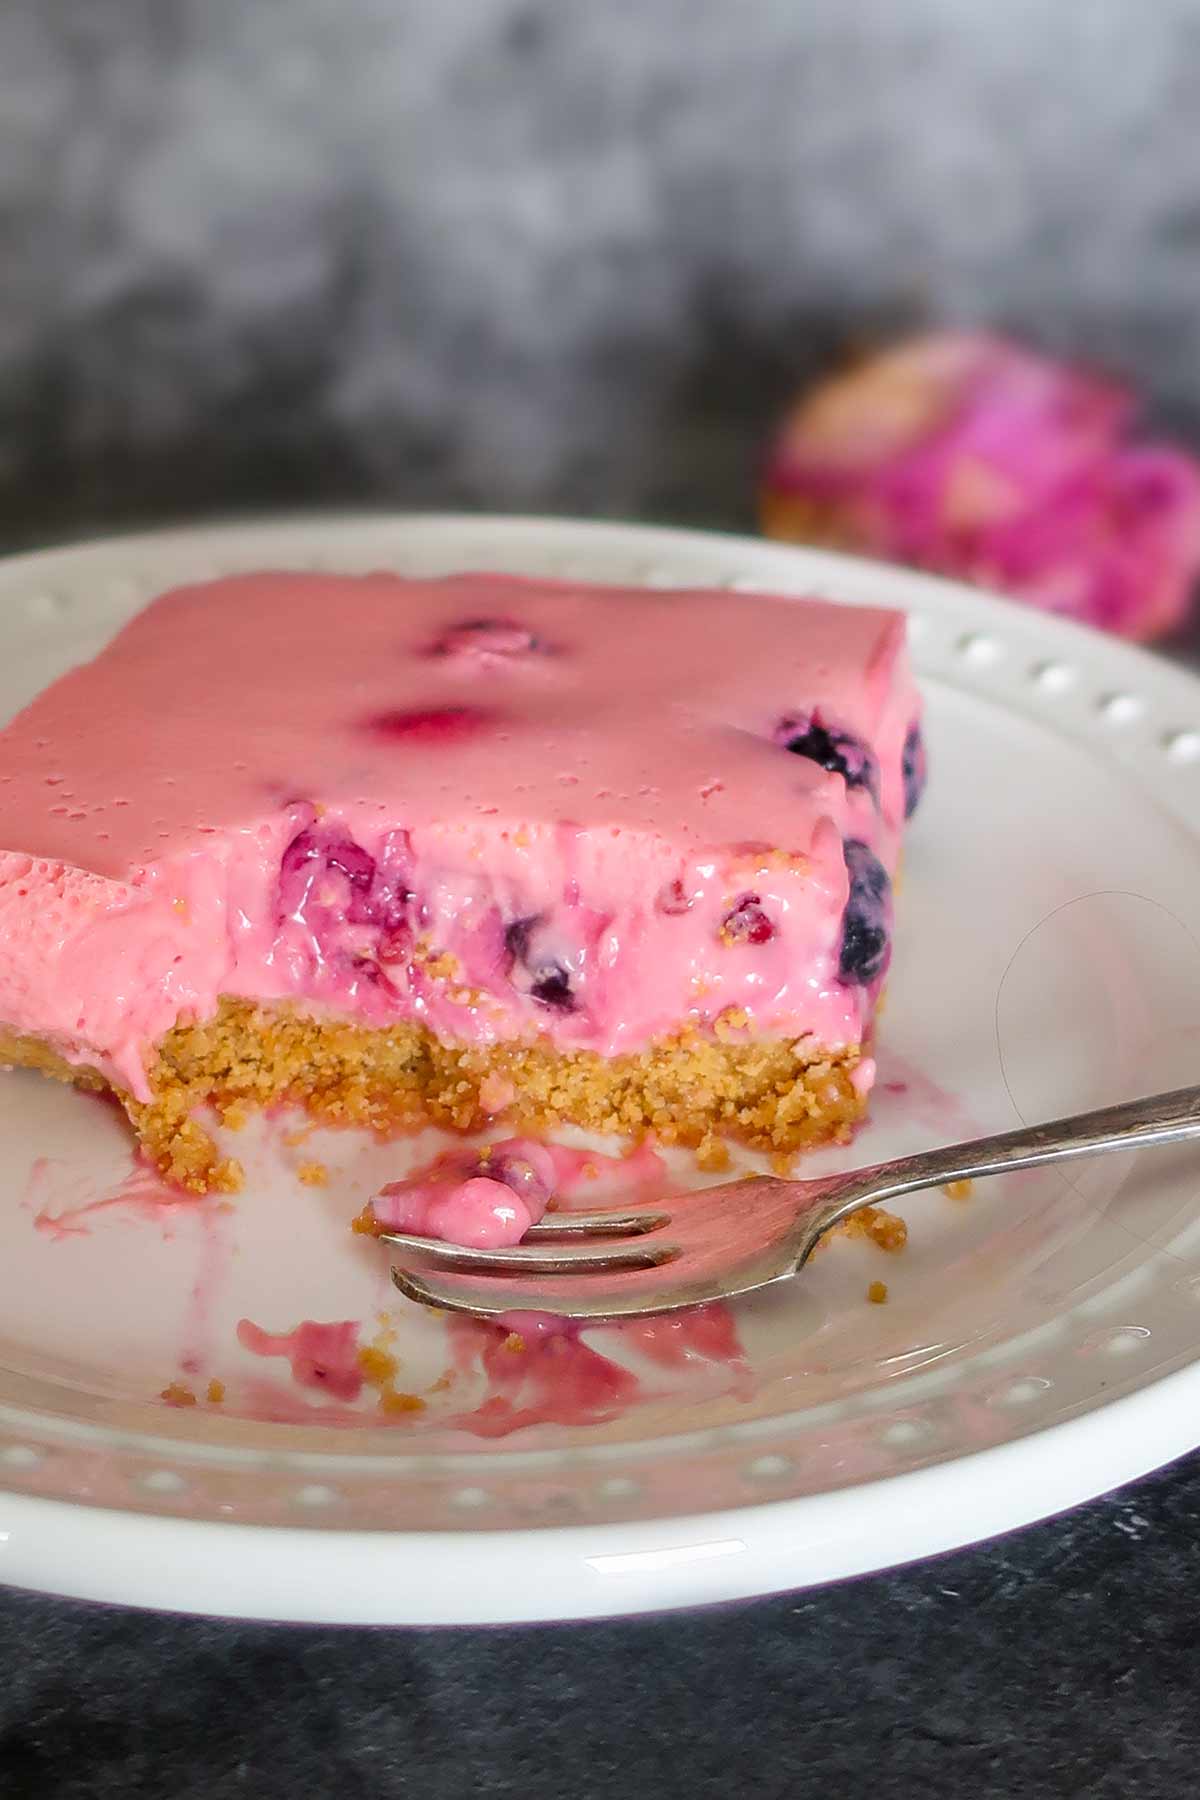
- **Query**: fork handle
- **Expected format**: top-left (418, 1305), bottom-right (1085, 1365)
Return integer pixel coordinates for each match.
top-left (794, 1083), bottom-right (1200, 1263)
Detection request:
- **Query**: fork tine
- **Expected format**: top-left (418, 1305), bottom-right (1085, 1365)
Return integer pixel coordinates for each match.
top-left (391, 1248), bottom-right (789, 1320)
top-left (523, 1208), bottom-right (671, 1238)
top-left (375, 1230), bottom-right (680, 1275)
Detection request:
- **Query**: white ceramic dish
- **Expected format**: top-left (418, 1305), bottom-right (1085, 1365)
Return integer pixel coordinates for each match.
top-left (2, 513), bottom-right (1200, 1626)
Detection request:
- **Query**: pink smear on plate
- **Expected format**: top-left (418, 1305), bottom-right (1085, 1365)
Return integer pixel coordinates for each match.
top-left (869, 1050), bottom-right (979, 1139)
top-left (447, 1304), bottom-right (748, 1439)
top-left (178, 1200), bottom-right (238, 1380)
top-left (26, 1146), bottom-right (239, 1392)
top-left (452, 1313), bottom-right (639, 1435)
top-left (29, 1156), bottom-right (205, 1241)
top-left (626, 1304), bottom-right (747, 1373)
top-left (236, 1317), bottom-right (364, 1403)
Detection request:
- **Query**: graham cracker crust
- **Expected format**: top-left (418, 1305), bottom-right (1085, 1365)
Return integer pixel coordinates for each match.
top-left (0, 998), bottom-right (868, 1193)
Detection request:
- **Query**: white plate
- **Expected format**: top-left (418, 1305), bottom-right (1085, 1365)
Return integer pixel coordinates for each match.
top-left (2, 513), bottom-right (1200, 1625)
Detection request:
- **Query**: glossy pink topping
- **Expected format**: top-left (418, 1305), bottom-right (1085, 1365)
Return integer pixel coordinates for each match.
top-left (0, 571), bottom-right (921, 1096)
top-left (371, 1138), bottom-right (557, 1249)
top-left (762, 332), bottom-right (1200, 641)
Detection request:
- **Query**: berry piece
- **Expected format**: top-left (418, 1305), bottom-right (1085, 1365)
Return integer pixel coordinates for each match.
top-left (656, 878), bottom-right (694, 915)
top-left (484, 1139), bottom-right (556, 1214)
top-left (838, 840), bottom-right (891, 985)
top-left (901, 721), bottom-right (926, 819)
top-left (277, 824), bottom-right (411, 968)
top-left (324, 837), bottom-right (375, 889)
top-left (362, 829), bottom-right (414, 931)
top-left (777, 713), bottom-right (879, 802)
top-left (530, 967), bottom-right (575, 1011)
top-left (503, 916), bottom-right (539, 966)
top-left (280, 827), bottom-right (379, 909)
top-left (279, 828), bottom-right (322, 880)
top-left (365, 707), bottom-right (490, 743)
top-left (719, 893), bottom-right (776, 946)
top-left (278, 827), bottom-right (328, 921)
top-left (376, 926), bottom-right (410, 965)
top-left (504, 915), bottom-right (578, 1012)
top-left (432, 619), bottom-right (539, 658)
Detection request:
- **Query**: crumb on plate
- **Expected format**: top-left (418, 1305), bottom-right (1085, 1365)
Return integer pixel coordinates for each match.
top-left (380, 1390), bottom-right (426, 1416)
top-left (840, 1203), bottom-right (908, 1254)
top-left (160, 1381), bottom-right (197, 1407)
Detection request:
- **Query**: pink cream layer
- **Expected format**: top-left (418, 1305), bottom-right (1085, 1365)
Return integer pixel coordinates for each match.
top-left (0, 572), bottom-right (920, 1097)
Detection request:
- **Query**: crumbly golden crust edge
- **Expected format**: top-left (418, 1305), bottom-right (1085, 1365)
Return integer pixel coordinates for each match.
top-left (0, 998), bottom-right (867, 1194)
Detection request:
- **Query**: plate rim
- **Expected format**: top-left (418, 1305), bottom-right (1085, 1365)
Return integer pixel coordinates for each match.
top-left (2, 508), bottom-right (1200, 1624)
top-left (1, 1349), bottom-right (1197, 1625)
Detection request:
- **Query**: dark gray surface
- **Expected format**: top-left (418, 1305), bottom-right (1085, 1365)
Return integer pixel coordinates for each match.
top-left (5, 2), bottom-right (1200, 1793)
top-left (0, 1457), bottom-right (1197, 1799)
top-left (4, 0), bottom-right (1200, 545)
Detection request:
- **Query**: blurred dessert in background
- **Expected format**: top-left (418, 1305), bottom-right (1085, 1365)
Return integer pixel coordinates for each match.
top-left (761, 331), bottom-right (1200, 642)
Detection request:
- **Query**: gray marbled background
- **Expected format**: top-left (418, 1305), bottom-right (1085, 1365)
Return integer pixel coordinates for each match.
top-left (4, 0), bottom-right (1200, 550)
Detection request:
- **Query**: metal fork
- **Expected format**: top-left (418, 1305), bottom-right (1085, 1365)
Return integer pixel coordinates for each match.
top-left (382, 1084), bottom-right (1200, 1321)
